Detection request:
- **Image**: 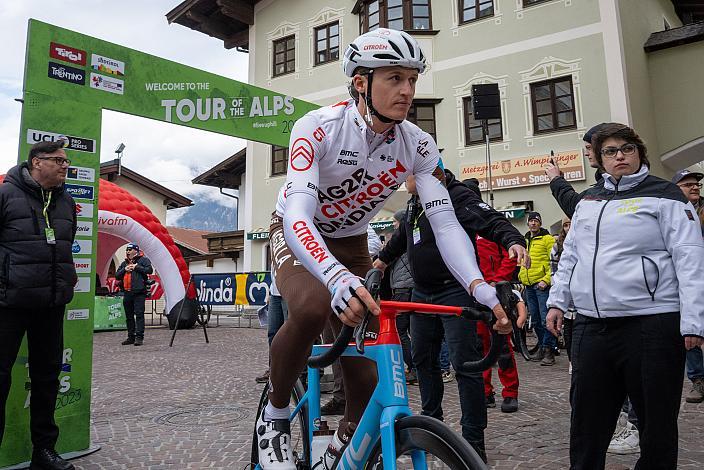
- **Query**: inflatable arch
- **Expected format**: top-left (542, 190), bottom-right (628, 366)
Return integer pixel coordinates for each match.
top-left (97, 179), bottom-right (195, 315)
top-left (0, 174), bottom-right (195, 315)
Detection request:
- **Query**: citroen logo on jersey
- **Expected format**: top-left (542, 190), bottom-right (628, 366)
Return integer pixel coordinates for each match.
top-left (291, 138), bottom-right (314, 171)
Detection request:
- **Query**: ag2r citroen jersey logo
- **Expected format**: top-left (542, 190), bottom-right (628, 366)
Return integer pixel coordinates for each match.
top-left (290, 138), bottom-right (314, 171)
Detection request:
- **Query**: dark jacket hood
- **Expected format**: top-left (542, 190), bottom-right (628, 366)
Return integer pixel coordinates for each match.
top-left (5, 162), bottom-right (65, 200)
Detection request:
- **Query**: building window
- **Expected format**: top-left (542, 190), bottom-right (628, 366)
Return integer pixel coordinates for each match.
top-left (530, 77), bottom-right (577, 134)
top-left (522, 0), bottom-right (552, 7)
top-left (273, 35), bottom-right (295, 77)
top-left (271, 145), bottom-right (288, 176)
top-left (462, 96), bottom-right (502, 145)
top-left (407, 101), bottom-right (437, 141)
top-left (358, 0), bottom-right (432, 33)
top-left (315, 22), bottom-right (340, 65)
top-left (458, 0), bottom-right (494, 24)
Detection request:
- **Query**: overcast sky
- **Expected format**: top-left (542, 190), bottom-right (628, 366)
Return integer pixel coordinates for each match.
top-left (0, 1), bottom-right (249, 223)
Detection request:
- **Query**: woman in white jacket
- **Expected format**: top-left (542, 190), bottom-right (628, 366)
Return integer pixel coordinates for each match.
top-left (545, 123), bottom-right (704, 470)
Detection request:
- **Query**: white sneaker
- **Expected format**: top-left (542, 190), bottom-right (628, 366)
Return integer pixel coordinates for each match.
top-left (608, 422), bottom-right (640, 455)
top-left (256, 408), bottom-right (296, 470)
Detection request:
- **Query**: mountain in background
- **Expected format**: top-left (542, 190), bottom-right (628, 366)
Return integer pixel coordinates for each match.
top-left (168, 195), bottom-right (238, 232)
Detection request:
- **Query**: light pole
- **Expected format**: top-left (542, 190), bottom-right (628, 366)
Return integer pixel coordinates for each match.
top-left (115, 143), bottom-right (125, 175)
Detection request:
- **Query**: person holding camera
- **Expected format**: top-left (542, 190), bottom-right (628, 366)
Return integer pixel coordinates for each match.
top-left (115, 243), bottom-right (153, 346)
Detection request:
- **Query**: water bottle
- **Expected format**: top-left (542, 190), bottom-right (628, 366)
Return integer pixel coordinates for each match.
top-left (311, 420), bottom-right (335, 470)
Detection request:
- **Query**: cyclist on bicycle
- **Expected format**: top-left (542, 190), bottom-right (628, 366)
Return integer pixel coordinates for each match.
top-left (259, 28), bottom-right (515, 470)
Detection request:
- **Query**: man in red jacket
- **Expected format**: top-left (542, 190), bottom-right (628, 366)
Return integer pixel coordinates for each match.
top-left (476, 235), bottom-right (524, 412)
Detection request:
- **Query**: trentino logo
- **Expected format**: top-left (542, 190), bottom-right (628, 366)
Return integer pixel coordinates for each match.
top-left (48, 61), bottom-right (85, 85)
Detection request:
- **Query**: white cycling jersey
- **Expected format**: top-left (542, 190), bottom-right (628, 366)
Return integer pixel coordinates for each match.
top-left (276, 100), bottom-right (485, 293)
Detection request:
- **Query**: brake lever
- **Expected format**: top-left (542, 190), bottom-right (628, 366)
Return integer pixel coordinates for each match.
top-left (354, 269), bottom-right (382, 355)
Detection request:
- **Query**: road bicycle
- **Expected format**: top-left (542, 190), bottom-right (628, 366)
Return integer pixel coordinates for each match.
top-left (251, 269), bottom-right (520, 470)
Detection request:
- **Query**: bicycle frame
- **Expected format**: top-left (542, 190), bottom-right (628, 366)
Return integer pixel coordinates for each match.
top-left (291, 300), bottom-right (469, 470)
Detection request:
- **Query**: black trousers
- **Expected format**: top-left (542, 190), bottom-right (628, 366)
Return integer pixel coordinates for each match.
top-left (411, 285), bottom-right (485, 446)
top-left (570, 312), bottom-right (685, 470)
top-left (123, 291), bottom-right (147, 339)
top-left (0, 305), bottom-right (65, 449)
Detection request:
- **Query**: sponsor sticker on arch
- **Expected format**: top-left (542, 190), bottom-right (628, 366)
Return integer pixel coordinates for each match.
top-left (98, 214), bottom-right (128, 227)
top-left (72, 239), bottom-right (92, 255)
top-left (76, 221), bottom-right (93, 236)
top-left (74, 259), bottom-right (92, 274)
top-left (75, 202), bottom-right (94, 219)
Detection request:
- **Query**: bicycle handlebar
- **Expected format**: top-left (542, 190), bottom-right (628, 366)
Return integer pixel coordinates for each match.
top-left (307, 269), bottom-right (520, 373)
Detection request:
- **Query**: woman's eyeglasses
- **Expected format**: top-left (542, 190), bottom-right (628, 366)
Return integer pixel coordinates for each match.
top-left (37, 156), bottom-right (71, 166)
top-left (600, 143), bottom-right (637, 159)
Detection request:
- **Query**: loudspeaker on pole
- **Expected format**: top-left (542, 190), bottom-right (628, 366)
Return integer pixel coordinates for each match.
top-left (472, 84), bottom-right (501, 120)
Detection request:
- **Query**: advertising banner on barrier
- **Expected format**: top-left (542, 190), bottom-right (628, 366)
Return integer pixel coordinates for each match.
top-left (93, 296), bottom-right (127, 331)
top-left (194, 272), bottom-right (271, 306)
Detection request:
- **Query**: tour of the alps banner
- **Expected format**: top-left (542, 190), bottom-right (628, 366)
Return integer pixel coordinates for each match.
top-left (194, 272), bottom-right (272, 306)
top-left (23, 19), bottom-right (318, 147)
top-left (3, 19), bottom-right (317, 468)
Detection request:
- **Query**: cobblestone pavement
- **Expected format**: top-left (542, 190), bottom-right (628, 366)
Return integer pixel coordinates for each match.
top-left (68, 325), bottom-right (703, 469)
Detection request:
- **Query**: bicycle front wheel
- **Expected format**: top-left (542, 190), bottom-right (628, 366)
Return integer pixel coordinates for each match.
top-left (250, 379), bottom-right (309, 469)
top-left (366, 415), bottom-right (487, 470)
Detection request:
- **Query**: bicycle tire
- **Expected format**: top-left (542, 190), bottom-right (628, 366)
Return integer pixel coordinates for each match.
top-left (365, 415), bottom-right (487, 470)
top-left (250, 379), bottom-right (310, 469)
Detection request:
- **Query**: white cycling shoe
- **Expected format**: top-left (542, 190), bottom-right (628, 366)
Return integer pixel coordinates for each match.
top-left (256, 408), bottom-right (297, 470)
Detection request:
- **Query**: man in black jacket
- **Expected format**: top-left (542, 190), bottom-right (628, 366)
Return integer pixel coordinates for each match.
top-left (0, 141), bottom-right (78, 470)
top-left (545, 123), bottom-right (606, 218)
top-left (115, 243), bottom-right (153, 346)
top-left (373, 168), bottom-right (526, 461)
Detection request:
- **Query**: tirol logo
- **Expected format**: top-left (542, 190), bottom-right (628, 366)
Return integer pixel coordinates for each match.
top-left (49, 42), bottom-right (86, 66)
top-left (48, 61), bottom-right (85, 85)
top-left (65, 184), bottom-right (94, 201)
top-left (27, 129), bottom-right (95, 153)
top-left (91, 53), bottom-right (125, 76)
top-left (90, 73), bottom-right (124, 95)
top-left (75, 202), bottom-right (94, 219)
top-left (290, 138), bottom-right (314, 171)
top-left (67, 166), bottom-right (96, 182)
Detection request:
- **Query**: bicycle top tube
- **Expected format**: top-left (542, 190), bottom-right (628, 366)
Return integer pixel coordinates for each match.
top-left (379, 300), bottom-right (465, 317)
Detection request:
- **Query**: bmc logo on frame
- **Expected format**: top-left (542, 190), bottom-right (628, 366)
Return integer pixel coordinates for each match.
top-left (49, 42), bottom-right (87, 66)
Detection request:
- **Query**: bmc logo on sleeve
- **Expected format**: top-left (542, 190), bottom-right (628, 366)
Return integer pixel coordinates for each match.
top-left (290, 138), bottom-right (314, 171)
top-left (49, 42), bottom-right (87, 66)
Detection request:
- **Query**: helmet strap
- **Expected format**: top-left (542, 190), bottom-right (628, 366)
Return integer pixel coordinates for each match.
top-left (361, 70), bottom-right (401, 126)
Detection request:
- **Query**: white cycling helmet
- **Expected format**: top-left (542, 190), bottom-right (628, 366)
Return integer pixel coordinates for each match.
top-left (343, 28), bottom-right (426, 77)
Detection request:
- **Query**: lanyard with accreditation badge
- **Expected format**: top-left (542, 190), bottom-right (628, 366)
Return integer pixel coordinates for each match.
top-left (412, 208), bottom-right (425, 245)
top-left (41, 189), bottom-right (56, 245)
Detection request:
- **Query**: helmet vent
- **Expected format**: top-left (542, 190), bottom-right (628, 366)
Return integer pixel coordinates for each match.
top-left (387, 39), bottom-right (404, 57)
top-left (402, 36), bottom-right (416, 58)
